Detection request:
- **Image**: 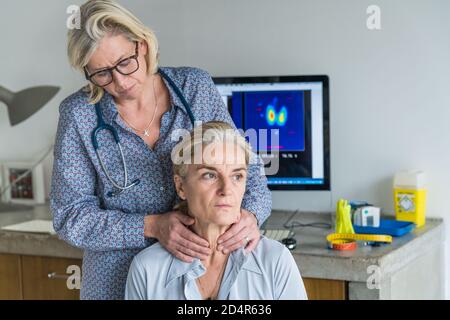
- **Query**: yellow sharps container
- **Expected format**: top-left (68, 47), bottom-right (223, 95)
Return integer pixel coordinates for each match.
top-left (393, 171), bottom-right (426, 227)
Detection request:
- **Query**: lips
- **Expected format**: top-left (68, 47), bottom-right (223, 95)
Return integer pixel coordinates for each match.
top-left (119, 84), bottom-right (135, 94)
top-left (215, 204), bottom-right (232, 208)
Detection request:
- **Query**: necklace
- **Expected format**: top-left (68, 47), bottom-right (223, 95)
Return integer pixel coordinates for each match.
top-left (197, 257), bottom-right (228, 300)
top-left (118, 75), bottom-right (159, 137)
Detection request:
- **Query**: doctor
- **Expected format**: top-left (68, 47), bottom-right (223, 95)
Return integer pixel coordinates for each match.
top-left (51, 0), bottom-right (271, 300)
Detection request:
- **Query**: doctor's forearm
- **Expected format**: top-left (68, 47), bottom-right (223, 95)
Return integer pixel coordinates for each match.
top-left (242, 179), bottom-right (272, 227)
top-left (144, 214), bottom-right (158, 239)
top-left (52, 202), bottom-right (149, 252)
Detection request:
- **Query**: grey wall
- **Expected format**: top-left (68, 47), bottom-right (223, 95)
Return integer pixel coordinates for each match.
top-left (1, 0), bottom-right (449, 298)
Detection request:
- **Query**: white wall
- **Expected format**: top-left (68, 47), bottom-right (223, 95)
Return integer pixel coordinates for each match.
top-left (1, 0), bottom-right (449, 297)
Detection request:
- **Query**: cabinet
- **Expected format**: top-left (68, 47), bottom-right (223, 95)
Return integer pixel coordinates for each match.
top-left (1, 253), bottom-right (345, 300)
top-left (303, 278), bottom-right (347, 300)
top-left (21, 255), bottom-right (82, 300)
top-left (0, 253), bottom-right (81, 300)
top-left (0, 254), bottom-right (22, 299)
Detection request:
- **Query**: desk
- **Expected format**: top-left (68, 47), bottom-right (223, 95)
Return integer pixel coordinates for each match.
top-left (265, 210), bottom-right (445, 299)
top-left (0, 205), bottom-right (445, 299)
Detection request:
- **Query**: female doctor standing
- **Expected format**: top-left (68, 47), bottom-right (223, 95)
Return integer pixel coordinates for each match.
top-left (50, 0), bottom-right (272, 300)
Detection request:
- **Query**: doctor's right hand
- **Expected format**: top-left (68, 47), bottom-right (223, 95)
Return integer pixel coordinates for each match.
top-left (144, 211), bottom-right (212, 263)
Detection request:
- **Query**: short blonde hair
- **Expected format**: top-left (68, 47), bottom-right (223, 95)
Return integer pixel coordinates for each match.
top-left (172, 121), bottom-right (252, 179)
top-left (67, 0), bottom-right (159, 104)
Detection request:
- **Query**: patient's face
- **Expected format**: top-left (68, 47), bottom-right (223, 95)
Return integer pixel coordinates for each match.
top-left (175, 142), bottom-right (247, 226)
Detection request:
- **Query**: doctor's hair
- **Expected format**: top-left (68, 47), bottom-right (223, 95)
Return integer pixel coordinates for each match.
top-left (172, 121), bottom-right (252, 179)
top-left (67, 0), bottom-right (159, 104)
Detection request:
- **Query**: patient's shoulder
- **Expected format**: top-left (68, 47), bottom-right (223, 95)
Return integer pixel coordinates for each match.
top-left (252, 236), bottom-right (293, 265)
top-left (256, 236), bottom-right (287, 253)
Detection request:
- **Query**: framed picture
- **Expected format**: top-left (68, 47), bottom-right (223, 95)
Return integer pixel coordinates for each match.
top-left (0, 162), bottom-right (45, 204)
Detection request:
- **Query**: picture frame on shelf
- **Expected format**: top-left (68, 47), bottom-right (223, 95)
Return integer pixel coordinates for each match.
top-left (0, 161), bottom-right (45, 205)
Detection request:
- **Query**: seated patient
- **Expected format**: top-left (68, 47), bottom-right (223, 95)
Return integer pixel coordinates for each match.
top-left (125, 121), bottom-right (307, 300)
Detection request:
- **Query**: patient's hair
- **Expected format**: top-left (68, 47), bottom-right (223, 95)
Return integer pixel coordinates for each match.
top-left (172, 121), bottom-right (252, 177)
top-left (172, 121), bottom-right (252, 213)
top-left (67, 0), bottom-right (159, 104)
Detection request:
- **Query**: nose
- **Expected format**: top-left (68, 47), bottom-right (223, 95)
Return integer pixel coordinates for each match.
top-left (218, 177), bottom-right (233, 196)
top-left (112, 69), bottom-right (128, 88)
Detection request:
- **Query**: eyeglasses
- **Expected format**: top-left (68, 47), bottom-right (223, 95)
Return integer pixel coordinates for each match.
top-left (84, 42), bottom-right (140, 87)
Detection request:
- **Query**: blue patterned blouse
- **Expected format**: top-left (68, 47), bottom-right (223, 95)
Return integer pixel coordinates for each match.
top-left (50, 67), bottom-right (272, 300)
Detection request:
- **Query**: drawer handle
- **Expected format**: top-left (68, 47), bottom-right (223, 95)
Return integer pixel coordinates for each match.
top-left (47, 272), bottom-right (71, 280)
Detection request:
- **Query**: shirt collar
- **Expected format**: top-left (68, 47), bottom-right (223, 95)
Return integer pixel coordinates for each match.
top-left (164, 246), bottom-right (263, 288)
top-left (165, 257), bottom-right (204, 288)
top-left (158, 67), bottom-right (189, 115)
top-left (232, 247), bottom-right (263, 275)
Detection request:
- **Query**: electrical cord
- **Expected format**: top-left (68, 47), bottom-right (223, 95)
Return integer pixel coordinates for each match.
top-left (262, 210), bottom-right (332, 251)
top-left (283, 210), bottom-right (332, 231)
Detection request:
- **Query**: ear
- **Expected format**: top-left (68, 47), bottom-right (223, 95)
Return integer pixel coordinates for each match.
top-left (139, 40), bottom-right (148, 57)
top-left (174, 175), bottom-right (186, 200)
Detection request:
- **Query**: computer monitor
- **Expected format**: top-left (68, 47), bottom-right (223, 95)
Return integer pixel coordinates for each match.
top-left (213, 75), bottom-right (330, 191)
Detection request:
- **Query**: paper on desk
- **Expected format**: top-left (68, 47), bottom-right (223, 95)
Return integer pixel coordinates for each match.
top-left (1, 219), bottom-right (56, 235)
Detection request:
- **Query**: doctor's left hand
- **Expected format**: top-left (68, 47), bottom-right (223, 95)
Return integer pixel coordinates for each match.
top-left (216, 209), bottom-right (260, 255)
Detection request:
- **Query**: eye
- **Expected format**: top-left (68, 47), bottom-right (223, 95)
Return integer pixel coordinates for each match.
top-left (233, 173), bottom-right (244, 181)
top-left (119, 58), bottom-right (131, 67)
top-left (202, 172), bottom-right (216, 180)
top-left (95, 70), bottom-right (110, 79)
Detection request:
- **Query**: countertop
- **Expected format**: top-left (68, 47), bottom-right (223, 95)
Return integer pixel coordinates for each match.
top-left (0, 204), bottom-right (83, 259)
top-left (264, 210), bottom-right (444, 283)
top-left (0, 203), bottom-right (444, 283)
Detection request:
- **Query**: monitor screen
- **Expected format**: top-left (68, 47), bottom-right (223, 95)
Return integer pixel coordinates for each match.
top-left (213, 75), bottom-right (330, 190)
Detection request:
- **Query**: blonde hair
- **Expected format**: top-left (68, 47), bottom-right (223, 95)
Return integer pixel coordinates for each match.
top-left (172, 121), bottom-right (252, 178)
top-left (172, 121), bottom-right (252, 214)
top-left (67, 0), bottom-right (159, 104)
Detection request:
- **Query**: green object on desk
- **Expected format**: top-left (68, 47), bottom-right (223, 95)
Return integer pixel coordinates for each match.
top-left (335, 199), bottom-right (355, 234)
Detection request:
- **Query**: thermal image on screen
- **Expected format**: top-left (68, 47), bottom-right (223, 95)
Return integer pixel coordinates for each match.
top-left (243, 90), bottom-right (305, 152)
top-left (266, 101), bottom-right (288, 126)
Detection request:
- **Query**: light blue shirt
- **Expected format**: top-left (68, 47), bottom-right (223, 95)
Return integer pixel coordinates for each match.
top-left (125, 236), bottom-right (308, 300)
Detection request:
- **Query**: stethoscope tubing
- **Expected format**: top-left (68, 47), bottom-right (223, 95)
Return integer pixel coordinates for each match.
top-left (92, 68), bottom-right (195, 197)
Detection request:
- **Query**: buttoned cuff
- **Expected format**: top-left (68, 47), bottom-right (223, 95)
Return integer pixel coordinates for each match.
top-left (124, 213), bottom-right (149, 249)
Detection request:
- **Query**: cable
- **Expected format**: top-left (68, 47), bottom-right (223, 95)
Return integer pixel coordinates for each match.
top-left (283, 210), bottom-right (332, 230)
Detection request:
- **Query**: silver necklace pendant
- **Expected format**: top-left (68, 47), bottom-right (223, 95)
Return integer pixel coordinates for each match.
top-left (144, 130), bottom-right (150, 137)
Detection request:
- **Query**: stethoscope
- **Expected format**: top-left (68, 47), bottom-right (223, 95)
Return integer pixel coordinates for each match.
top-left (92, 68), bottom-right (196, 197)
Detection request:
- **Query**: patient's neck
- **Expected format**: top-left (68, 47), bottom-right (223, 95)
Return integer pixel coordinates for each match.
top-left (191, 220), bottom-right (230, 267)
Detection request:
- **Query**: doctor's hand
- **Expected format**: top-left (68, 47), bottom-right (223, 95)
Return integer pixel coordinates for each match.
top-left (144, 211), bottom-right (211, 263)
top-left (216, 209), bottom-right (260, 255)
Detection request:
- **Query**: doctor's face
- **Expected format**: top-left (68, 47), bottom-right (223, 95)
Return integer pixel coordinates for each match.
top-left (86, 34), bottom-right (149, 101)
top-left (174, 142), bottom-right (248, 226)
